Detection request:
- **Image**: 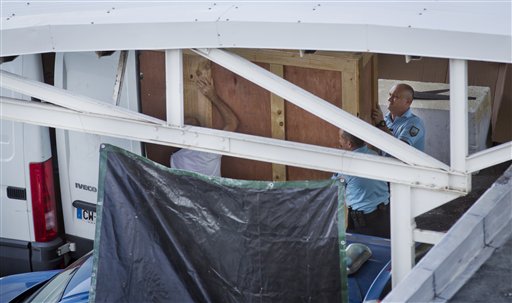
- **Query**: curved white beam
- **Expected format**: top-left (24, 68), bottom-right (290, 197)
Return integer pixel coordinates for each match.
top-left (1, 2), bottom-right (510, 63)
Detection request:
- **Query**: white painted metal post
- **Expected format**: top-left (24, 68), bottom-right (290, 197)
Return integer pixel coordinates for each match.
top-left (390, 183), bottom-right (415, 288)
top-left (449, 59), bottom-right (468, 172)
top-left (165, 49), bottom-right (184, 127)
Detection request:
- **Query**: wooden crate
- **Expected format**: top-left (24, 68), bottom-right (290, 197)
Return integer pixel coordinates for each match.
top-left (139, 49), bottom-right (378, 181)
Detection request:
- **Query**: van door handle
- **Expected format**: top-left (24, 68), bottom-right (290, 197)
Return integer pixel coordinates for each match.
top-left (6, 186), bottom-right (27, 200)
top-left (72, 200), bottom-right (97, 212)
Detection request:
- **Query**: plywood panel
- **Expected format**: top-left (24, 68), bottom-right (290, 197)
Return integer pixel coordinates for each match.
top-left (284, 65), bottom-right (342, 180)
top-left (211, 63), bottom-right (273, 180)
top-left (139, 50), bottom-right (381, 179)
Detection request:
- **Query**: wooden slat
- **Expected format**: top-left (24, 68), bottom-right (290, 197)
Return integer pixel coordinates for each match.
top-left (341, 60), bottom-right (359, 116)
top-left (372, 54), bottom-right (379, 111)
top-left (183, 54), bottom-right (212, 128)
top-left (358, 54), bottom-right (375, 123)
top-left (269, 64), bottom-right (287, 181)
top-left (230, 49), bottom-right (358, 72)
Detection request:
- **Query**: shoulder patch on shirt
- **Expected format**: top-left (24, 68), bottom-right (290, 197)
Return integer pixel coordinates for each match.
top-left (409, 126), bottom-right (420, 137)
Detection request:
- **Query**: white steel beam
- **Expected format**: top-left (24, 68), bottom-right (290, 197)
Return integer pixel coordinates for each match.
top-left (449, 59), bottom-right (468, 172)
top-left (466, 142), bottom-right (512, 173)
top-left (0, 97), bottom-right (469, 192)
top-left (166, 49), bottom-right (184, 127)
top-left (413, 229), bottom-right (445, 245)
top-left (192, 48), bottom-right (449, 171)
top-left (411, 187), bottom-right (465, 217)
top-left (0, 69), bottom-right (162, 124)
top-left (390, 183), bottom-right (415, 288)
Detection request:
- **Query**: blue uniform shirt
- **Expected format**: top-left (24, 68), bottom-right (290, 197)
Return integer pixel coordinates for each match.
top-left (333, 146), bottom-right (390, 214)
top-left (384, 108), bottom-right (425, 152)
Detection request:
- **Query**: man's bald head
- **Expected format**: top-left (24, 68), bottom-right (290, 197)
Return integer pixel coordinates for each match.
top-left (387, 83), bottom-right (415, 117)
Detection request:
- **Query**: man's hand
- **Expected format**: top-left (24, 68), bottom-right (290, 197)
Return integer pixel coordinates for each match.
top-left (372, 107), bottom-right (385, 126)
top-left (193, 60), bottom-right (239, 132)
top-left (195, 75), bottom-right (215, 99)
top-left (195, 61), bottom-right (215, 99)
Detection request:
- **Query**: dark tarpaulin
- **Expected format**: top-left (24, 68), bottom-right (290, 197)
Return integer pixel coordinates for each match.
top-left (90, 144), bottom-right (347, 302)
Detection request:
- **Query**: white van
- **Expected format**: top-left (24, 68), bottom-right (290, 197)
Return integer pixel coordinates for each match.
top-left (0, 51), bottom-right (141, 275)
top-left (0, 55), bottom-right (64, 276)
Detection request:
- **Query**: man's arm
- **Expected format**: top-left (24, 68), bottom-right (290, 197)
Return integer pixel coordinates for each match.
top-left (195, 62), bottom-right (239, 132)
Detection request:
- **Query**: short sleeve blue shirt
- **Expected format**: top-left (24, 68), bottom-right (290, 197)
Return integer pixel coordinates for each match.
top-left (333, 146), bottom-right (390, 214)
top-left (384, 108), bottom-right (425, 152)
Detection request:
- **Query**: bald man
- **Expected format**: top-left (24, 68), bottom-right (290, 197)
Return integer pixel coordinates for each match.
top-left (372, 83), bottom-right (425, 152)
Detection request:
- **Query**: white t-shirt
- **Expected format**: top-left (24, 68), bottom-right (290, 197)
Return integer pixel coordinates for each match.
top-left (170, 149), bottom-right (222, 177)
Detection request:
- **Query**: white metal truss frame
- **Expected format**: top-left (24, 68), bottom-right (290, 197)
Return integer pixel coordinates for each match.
top-left (0, 96), bottom-right (468, 193)
top-left (1, 48), bottom-right (511, 287)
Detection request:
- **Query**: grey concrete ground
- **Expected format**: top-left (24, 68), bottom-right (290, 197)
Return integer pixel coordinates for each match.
top-left (449, 234), bottom-right (512, 303)
top-left (414, 160), bottom-right (512, 302)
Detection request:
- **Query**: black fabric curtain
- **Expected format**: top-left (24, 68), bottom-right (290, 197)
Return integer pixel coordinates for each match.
top-left (90, 144), bottom-right (347, 303)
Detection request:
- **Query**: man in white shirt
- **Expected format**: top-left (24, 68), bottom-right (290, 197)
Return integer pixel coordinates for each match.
top-left (170, 61), bottom-right (239, 176)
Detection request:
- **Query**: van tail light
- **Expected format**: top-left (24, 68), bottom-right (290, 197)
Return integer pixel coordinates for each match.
top-left (30, 159), bottom-right (58, 242)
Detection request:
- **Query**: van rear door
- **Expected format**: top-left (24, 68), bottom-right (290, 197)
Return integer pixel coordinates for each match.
top-left (54, 51), bottom-right (142, 258)
top-left (1, 55), bottom-right (64, 276)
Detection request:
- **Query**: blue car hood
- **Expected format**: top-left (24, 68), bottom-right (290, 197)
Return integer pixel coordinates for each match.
top-left (0, 270), bottom-right (61, 302)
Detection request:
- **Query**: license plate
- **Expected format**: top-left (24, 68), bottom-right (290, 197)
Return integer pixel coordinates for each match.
top-left (76, 207), bottom-right (96, 224)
